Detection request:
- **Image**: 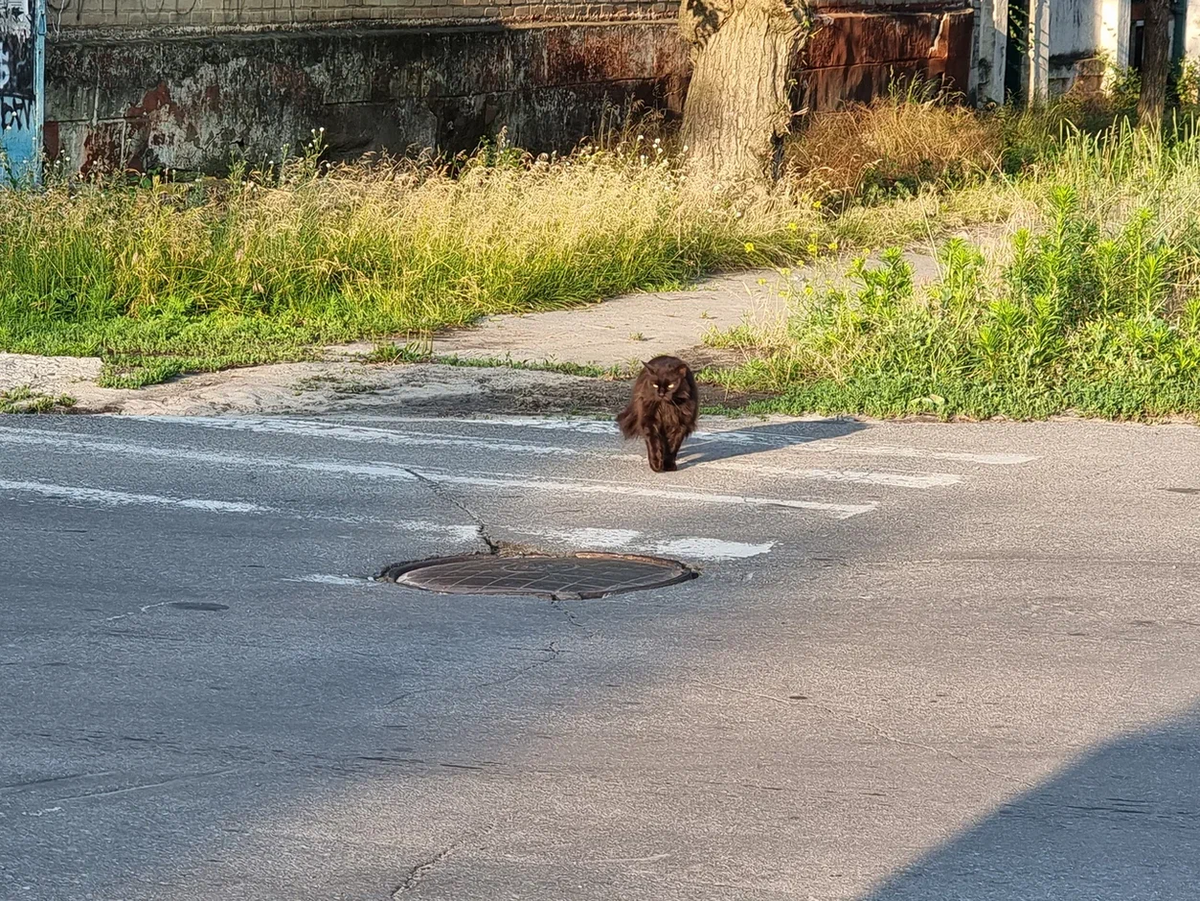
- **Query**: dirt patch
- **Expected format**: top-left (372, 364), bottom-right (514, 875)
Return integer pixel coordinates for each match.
top-left (392, 370), bottom-right (633, 417)
top-left (329, 365), bottom-right (770, 417)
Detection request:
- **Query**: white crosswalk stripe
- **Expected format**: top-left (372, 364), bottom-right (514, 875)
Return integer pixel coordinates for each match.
top-left (0, 414), bottom-right (1039, 564)
top-left (121, 416), bottom-right (971, 489)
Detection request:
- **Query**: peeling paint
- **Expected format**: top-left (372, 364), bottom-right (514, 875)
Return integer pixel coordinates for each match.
top-left (48, 24), bottom-right (690, 172)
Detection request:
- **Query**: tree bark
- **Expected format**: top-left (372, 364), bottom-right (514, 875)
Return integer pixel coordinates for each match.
top-left (678, 0), bottom-right (812, 181)
top-left (1137, 0), bottom-right (1172, 132)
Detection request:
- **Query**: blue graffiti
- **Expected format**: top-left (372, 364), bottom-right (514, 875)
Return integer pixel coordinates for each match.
top-left (1, 0), bottom-right (33, 129)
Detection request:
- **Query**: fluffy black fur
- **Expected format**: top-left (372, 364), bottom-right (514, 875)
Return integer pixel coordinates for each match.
top-left (617, 355), bottom-right (699, 472)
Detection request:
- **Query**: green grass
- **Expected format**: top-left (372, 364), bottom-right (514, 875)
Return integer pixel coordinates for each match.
top-left (0, 386), bottom-right (77, 413)
top-left (0, 102), bottom-right (1036, 390)
top-left (0, 138), bottom-right (825, 386)
top-left (706, 126), bottom-right (1200, 420)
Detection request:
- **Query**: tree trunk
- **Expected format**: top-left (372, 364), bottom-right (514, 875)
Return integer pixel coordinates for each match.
top-left (1137, 0), bottom-right (1172, 132)
top-left (678, 0), bottom-right (812, 181)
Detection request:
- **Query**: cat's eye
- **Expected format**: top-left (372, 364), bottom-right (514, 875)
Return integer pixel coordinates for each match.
top-left (667, 383), bottom-right (676, 389)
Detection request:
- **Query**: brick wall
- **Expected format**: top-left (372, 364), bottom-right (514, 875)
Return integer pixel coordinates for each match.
top-left (47, 0), bottom-right (672, 31)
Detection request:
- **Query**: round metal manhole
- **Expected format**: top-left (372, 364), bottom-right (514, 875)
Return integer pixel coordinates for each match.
top-left (378, 553), bottom-right (697, 600)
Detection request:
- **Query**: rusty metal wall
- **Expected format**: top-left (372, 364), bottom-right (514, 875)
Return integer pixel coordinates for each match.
top-left (802, 4), bottom-right (975, 109)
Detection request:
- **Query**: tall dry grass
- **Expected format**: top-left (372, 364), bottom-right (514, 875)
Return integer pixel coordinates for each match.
top-left (6, 87), bottom-right (1198, 405)
top-left (785, 85), bottom-right (1004, 202)
top-left (0, 137), bottom-right (823, 384)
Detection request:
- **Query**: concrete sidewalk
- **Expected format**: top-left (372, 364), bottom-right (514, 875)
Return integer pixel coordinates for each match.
top-left (428, 249), bottom-right (945, 369)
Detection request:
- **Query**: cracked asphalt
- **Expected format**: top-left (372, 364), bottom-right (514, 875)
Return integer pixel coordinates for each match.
top-left (2, 411), bottom-right (1200, 900)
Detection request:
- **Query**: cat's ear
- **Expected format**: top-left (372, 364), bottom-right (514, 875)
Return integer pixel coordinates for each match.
top-left (676, 363), bottom-right (688, 375)
top-left (641, 361), bottom-right (651, 370)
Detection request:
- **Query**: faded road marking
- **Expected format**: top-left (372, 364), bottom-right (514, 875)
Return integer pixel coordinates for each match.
top-left (0, 429), bottom-right (875, 518)
top-left (330, 414), bottom-right (1038, 466)
top-left (0, 479), bottom-right (269, 514)
top-left (413, 471), bottom-right (875, 518)
top-left (139, 416), bottom-right (578, 456)
top-left (522, 527), bottom-right (773, 560)
top-left (693, 461), bottom-right (961, 489)
top-left (284, 574), bottom-right (377, 586)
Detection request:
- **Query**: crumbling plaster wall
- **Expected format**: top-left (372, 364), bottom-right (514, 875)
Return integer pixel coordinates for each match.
top-left (45, 0), bottom-right (976, 172)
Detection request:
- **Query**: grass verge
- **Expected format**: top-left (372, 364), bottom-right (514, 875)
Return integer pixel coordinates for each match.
top-left (0, 138), bottom-right (825, 387)
top-left (0, 90), bottom-right (1073, 390)
top-left (9, 86), bottom-right (1200, 423)
top-left (707, 126), bottom-right (1200, 420)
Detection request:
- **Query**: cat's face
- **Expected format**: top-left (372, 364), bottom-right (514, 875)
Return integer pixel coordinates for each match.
top-left (654, 376), bottom-right (678, 398)
top-left (643, 362), bottom-right (688, 399)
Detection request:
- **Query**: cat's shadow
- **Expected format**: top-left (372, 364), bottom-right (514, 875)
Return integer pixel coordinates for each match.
top-left (676, 418), bottom-right (867, 468)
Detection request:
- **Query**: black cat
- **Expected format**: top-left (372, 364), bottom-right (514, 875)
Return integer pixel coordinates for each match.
top-left (617, 356), bottom-right (699, 472)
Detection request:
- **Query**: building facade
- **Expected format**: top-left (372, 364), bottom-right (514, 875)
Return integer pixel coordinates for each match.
top-left (974, 0), bottom-right (1200, 105)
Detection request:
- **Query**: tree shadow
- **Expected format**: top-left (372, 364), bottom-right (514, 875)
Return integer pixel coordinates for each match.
top-left (679, 417), bottom-right (867, 467)
top-left (863, 704), bottom-right (1200, 900)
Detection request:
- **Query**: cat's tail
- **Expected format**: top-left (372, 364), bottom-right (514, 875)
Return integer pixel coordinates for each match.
top-left (616, 404), bottom-right (638, 439)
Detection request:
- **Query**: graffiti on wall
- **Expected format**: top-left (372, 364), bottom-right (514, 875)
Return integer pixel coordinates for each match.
top-left (0, 0), bottom-right (34, 132)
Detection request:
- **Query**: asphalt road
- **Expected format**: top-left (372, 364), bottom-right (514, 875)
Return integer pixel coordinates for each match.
top-left (2, 411), bottom-right (1199, 900)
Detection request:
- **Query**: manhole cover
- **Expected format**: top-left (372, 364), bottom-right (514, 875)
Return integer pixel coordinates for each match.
top-left (378, 553), bottom-right (696, 600)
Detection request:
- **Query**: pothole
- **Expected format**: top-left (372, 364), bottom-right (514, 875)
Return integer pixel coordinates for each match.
top-left (377, 552), bottom-right (697, 600)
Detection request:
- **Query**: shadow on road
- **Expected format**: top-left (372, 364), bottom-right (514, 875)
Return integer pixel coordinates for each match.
top-left (863, 704), bottom-right (1200, 900)
top-left (680, 417), bottom-right (866, 467)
